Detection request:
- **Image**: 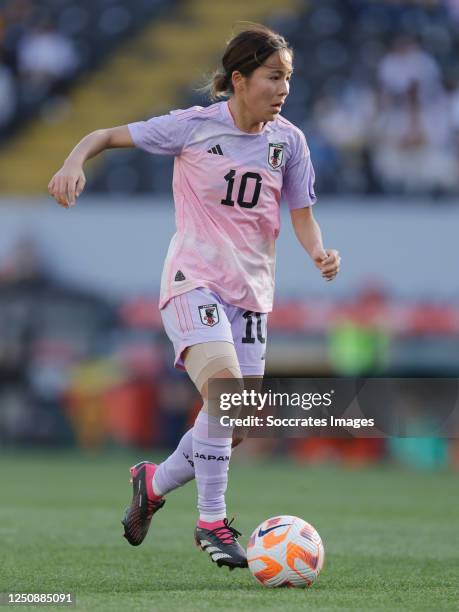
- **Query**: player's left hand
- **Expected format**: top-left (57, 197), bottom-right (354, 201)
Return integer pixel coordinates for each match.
top-left (312, 248), bottom-right (341, 281)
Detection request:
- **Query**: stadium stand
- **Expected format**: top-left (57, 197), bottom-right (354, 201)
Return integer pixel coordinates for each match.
top-left (276, 0), bottom-right (459, 195)
top-left (90, 0), bottom-right (459, 197)
top-left (0, 0), bottom-right (170, 135)
top-left (0, 0), bottom-right (458, 196)
top-left (0, 0), bottom-right (298, 194)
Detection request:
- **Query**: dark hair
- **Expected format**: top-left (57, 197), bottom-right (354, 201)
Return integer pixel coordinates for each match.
top-left (205, 23), bottom-right (292, 100)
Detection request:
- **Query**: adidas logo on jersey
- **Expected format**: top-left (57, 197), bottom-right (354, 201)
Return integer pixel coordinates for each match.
top-left (174, 270), bottom-right (186, 281)
top-left (207, 144), bottom-right (223, 155)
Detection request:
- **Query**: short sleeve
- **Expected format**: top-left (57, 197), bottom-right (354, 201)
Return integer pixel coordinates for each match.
top-left (128, 111), bottom-right (185, 156)
top-left (282, 130), bottom-right (317, 210)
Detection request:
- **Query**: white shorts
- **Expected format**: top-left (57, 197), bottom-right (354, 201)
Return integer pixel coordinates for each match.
top-left (160, 287), bottom-right (268, 376)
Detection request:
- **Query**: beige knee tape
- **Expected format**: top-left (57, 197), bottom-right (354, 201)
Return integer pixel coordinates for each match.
top-left (183, 341), bottom-right (242, 395)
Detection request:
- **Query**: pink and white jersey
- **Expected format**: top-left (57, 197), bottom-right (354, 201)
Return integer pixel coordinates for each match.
top-left (128, 101), bottom-right (316, 313)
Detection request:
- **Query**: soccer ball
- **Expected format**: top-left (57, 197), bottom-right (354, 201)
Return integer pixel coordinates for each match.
top-left (247, 515), bottom-right (324, 588)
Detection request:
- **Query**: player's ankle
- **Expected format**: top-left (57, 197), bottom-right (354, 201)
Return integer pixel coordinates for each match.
top-left (148, 473), bottom-right (163, 501)
top-left (197, 517), bottom-right (226, 529)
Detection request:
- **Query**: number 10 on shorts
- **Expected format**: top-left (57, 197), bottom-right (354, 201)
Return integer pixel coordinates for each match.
top-left (242, 311), bottom-right (266, 344)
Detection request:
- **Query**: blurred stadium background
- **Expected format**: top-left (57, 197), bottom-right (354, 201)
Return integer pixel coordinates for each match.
top-left (0, 0), bottom-right (458, 470)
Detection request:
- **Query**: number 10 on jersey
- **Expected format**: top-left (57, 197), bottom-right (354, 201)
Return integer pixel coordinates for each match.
top-left (221, 170), bottom-right (262, 209)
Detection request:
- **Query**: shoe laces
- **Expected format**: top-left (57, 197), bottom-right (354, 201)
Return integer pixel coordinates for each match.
top-left (209, 518), bottom-right (242, 545)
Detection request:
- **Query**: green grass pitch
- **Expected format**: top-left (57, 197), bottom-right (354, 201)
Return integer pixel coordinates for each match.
top-left (0, 452), bottom-right (458, 611)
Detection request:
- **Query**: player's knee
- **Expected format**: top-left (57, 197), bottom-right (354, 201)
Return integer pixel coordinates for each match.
top-left (184, 341), bottom-right (242, 399)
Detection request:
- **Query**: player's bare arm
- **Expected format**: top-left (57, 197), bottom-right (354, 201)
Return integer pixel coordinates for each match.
top-left (291, 207), bottom-right (341, 281)
top-left (48, 125), bottom-right (134, 208)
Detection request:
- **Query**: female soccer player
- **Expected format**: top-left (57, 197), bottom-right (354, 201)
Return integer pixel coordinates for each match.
top-left (48, 24), bottom-right (340, 570)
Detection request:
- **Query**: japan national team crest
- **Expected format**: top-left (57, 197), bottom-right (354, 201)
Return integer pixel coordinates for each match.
top-left (268, 143), bottom-right (284, 169)
top-left (198, 303), bottom-right (219, 327)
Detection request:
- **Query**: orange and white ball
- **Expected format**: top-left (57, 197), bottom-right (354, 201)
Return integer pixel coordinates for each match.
top-left (247, 515), bottom-right (324, 588)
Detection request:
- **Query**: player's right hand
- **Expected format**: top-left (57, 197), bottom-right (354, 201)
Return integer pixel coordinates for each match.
top-left (48, 162), bottom-right (86, 209)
